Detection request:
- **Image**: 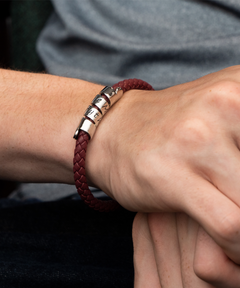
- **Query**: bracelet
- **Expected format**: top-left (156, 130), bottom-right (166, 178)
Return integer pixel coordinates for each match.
top-left (73, 79), bottom-right (154, 212)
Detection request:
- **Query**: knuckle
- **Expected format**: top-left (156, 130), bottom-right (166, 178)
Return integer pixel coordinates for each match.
top-left (173, 118), bottom-right (212, 149)
top-left (211, 80), bottom-right (240, 95)
top-left (206, 80), bottom-right (240, 110)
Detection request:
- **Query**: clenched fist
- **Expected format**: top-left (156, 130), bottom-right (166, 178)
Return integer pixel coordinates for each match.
top-left (87, 66), bottom-right (240, 264)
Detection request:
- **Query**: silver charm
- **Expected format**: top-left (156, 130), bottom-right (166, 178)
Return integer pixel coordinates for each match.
top-left (74, 117), bottom-right (96, 139)
top-left (101, 86), bottom-right (123, 106)
top-left (84, 105), bottom-right (102, 126)
top-left (92, 95), bottom-right (110, 114)
top-left (74, 86), bottom-right (123, 140)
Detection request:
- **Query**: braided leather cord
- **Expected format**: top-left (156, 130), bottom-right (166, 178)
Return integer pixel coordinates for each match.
top-left (73, 79), bottom-right (154, 212)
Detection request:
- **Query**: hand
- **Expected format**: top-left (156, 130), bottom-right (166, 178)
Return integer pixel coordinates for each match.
top-left (87, 66), bottom-right (240, 263)
top-left (133, 212), bottom-right (240, 288)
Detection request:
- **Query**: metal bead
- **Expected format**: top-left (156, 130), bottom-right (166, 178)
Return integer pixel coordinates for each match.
top-left (73, 117), bottom-right (96, 139)
top-left (84, 105), bottom-right (102, 126)
top-left (101, 86), bottom-right (123, 106)
top-left (100, 86), bottom-right (115, 99)
top-left (109, 87), bottom-right (123, 106)
top-left (92, 95), bottom-right (110, 115)
top-left (74, 86), bottom-right (123, 140)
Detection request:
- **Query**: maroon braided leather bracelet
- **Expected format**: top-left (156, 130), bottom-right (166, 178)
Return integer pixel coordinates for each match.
top-left (73, 79), bottom-right (154, 212)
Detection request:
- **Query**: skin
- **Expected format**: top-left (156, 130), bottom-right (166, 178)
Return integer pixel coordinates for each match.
top-left (87, 65), bottom-right (240, 265)
top-left (133, 212), bottom-right (240, 288)
top-left (0, 69), bottom-right (103, 183)
top-left (1, 66), bottom-right (240, 285)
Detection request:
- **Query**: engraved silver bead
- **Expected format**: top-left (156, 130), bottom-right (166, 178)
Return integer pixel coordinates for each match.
top-left (74, 86), bottom-right (124, 140)
top-left (84, 105), bottom-right (102, 126)
top-left (92, 95), bottom-right (110, 115)
top-left (101, 86), bottom-right (123, 106)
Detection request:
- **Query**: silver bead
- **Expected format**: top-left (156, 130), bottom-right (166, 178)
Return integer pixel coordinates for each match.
top-left (74, 86), bottom-right (124, 140)
top-left (100, 86), bottom-right (115, 100)
top-left (92, 95), bottom-right (110, 115)
top-left (101, 86), bottom-right (123, 106)
top-left (109, 87), bottom-right (123, 106)
top-left (73, 117), bottom-right (96, 139)
top-left (84, 105), bottom-right (102, 126)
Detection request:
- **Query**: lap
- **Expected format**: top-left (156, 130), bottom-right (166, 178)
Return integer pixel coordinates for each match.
top-left (0, 199), bottom-right (135, 288)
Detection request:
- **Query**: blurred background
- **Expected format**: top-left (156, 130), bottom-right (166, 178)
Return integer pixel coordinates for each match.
top-left (0, 0), bottom-right (11, 68)
top-left (0, 0), bottom-right (15, 197)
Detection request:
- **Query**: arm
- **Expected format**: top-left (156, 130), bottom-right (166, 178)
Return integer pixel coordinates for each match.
top-left (0, 69), bottom-right (103, 184)
top-left (2, 66), bottom-right (240, 268)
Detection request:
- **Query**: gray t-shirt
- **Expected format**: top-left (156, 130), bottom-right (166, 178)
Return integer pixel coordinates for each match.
top-left (37, 0), bottom-right (240, 89)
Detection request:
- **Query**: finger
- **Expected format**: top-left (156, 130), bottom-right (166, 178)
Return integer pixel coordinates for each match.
top-left (164, 171), bottom-right (240, 264)
top-left (148, 212), bottom-right (183, 288)
top-left (194, 226), bottom-right (240, 288)
top-left (194, 139), bottom-right (240, 210)
top-left (196, 140), bottom-right (240, 265)
top-left (176, 213), bottom-right (215, 288)
top-left (132, 213), bottom-right (161, 288)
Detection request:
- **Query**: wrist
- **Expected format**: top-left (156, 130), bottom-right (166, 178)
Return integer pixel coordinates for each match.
top-left (84, 88), bottom-right (155, 196)
top-left (47, 79), bottom-right (105, 184)
top-left (73, 79), bottom-right (154, 212)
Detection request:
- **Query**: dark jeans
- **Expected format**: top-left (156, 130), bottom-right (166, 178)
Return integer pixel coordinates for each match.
top-left (0, 198), bottom-right (135, 288)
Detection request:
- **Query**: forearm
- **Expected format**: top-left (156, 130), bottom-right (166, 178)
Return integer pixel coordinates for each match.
top-left (0, 69), bottom-right (103, 183)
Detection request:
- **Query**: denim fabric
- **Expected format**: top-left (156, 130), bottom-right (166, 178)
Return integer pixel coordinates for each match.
top-left (0, 199), bottom-right (135, 288)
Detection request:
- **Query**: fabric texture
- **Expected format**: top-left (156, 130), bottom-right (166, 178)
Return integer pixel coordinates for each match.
top-left (0, 198), bottom-right (135, 288)
top-left (38, 0), bottom-right (240, 89)
top-left (11, 0), bottom-right (53, 72)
